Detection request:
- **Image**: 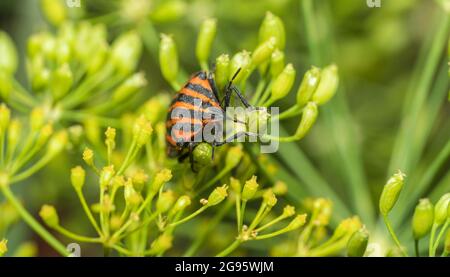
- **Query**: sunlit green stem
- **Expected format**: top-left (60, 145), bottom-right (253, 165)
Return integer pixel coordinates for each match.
top-left (0, 185), bottom-right (69, 256)
top-left (383, 215), bottom-right (407, 257)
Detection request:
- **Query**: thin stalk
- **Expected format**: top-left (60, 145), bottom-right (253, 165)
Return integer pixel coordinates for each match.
top-left (75, 189), bottom-right (102, 236)
top-left (215, 240), bottom-right (241, 257)
top-left (169, 206), bottom-right (208, 227)
top-left (53, 225), bottom-right (102, 243)
top-left (0, 185), bottom-right (69, 256)
top-left (383, 215), bottom-right (407, 257)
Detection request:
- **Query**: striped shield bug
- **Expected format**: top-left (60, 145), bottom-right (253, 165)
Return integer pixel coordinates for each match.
top-left (166, 69), bottom-right (259, 170)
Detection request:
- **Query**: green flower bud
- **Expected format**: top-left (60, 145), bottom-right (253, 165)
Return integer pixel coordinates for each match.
top-left (28, 55), bottom-right (50, 91)
top-left (151, 168), bottom-right (173, 193)
top-left (133, 115), bottom-right (153, 147)
top-left (159, 34), bottom-right (179, 84)
top-left (271, 63), bottom-right (296, 102)
top-left (251, 37), bottom-right (276, 68)
top-left (215, 54), bottom-right (230, 91)
top-left (150, 0), bottom-right (187, 23)
top-left (445, 229), bottom-right (450, 253)
top-left (333, 216), bottom-right (362, 240)
top-left (100, 165), bottom-right (115, 188)
top-left (50, 63), bottom-right (73, 100)
top-left (40, 0), bottom-right (67, 26)
top-left (229, 177), bottom-right (241, 194)
top-left (263, 189), bottom-right (277, 207)
top-left (0, 71), bottom-right (13, 99)
top-left (296, 67), bottom-right (321, 108)
top-left (47, 130), bottom-right (68, 154)
top-left (70, 166), bottom-right (85, 191)
top-left (7, 119), bottom-right (21, 149)
top-left (156, 190), bottom-right (176, 213)
top-left (259, 12), bottom-right (285, 49)
top-left (141, 94), bottom-right (171, 124)
top-left (86, 41), bottom-right (108, 76)
top-left (30, 107), bottom-right (45, 131)
top-left (434, 193), bottom-right (450, 225)
top-left (0, 31), bottom-right (18, 74)
top-left (294, 102), bottom-right (318, 139)
top-left (124, 180), bottom-right (142, 209)
top-left (347, 227), bottom-right (369, 257)
top-left (270, 49), bottom-right (285, 78)
top-left (229, 50), bottom-right (251, 85)
top-left (150, 234), bottom-right (173, 254)
top-left (412, 198), bottom-right (434, 240)
top-left (67, 125), bottom-right (82, 147)
top-left (111, 31), bottom-right (142, 75)
top-left (379, 170), bottom-right (405, 216)
top-left (0, 104), bottom-right (11, 132)
top-left (242, 175), bottom-right (259, 201)
top-left (273, 181), bottom-right (288, 196)
top-left (207, 185), bottom-right (228, 206)
top-left (171, 195), bottom-right (191, 214)
top-left (39, 205), bottom-right (59, 228)
top-left (311, 64), bottom-right (339, 105)
top-left (82, 148), bottom-right (94, 167)
top-left (225, 145), bottom-right (243, 169)
top-left (196, 18), bottom-right (217, 68)
top-left (287, 214), bottom-right (307, 230)
top-left (36, 124), bottom-right (53, 147)
top-left (112, 72), bottom-right (147, 102)
top-left (131, 169), bottom-right (148, 192)
top-left (0, 171), bottom-right (9, 188)
top-left (105, 127), bottom-right (116, 150)
top-left (0, 239), bottom-right (7, 257)
top-left (193, 142), bottom-right (213, 167)
top-left (282, 205), bottom-right (296, 217)
top-left (55, 39), bottom-right (71, 65)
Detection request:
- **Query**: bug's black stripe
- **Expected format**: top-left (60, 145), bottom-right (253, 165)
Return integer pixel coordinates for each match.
top-left (185, 83), bottom-right (217, 100)
top-left (195, 71), bottom-right (208, 80)
top-left (176, 94), bottom-right (217, 109)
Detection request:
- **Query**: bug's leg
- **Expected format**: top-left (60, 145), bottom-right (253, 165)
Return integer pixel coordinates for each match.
top-left (230, 85), bottom-right (251, 108)
top-left (211, 146), bottom-right (215, 161)
top-left (208, 72), bottom-right (222, 105)
top-left (178, 151), bottom-right (190, 162)
top-left (189, 143), bottom-right (198, 172)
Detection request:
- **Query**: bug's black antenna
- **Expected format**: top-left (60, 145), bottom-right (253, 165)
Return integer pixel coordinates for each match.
top-left (227, 68), bottom-right (241, 89)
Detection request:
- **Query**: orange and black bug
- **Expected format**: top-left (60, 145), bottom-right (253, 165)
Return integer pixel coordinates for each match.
top-left (166, 69), bottom-right (253, 170)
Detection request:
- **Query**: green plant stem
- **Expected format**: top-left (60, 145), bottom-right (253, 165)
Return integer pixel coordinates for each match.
top-left (60, 111), bottom-right (121, 128)
top-left (429, 223), bottom-right (438, 256)
top-left (75, 189), bottom-right (102, 236)
top-left (239, 200), bottom-right (247, 233)
top-left (248, 202), bottom-right (267, 231)
top-left (415, 239), bottom-right (420, 257)
top-left (111, 244), bottom-right (134, 256)
top-left (0, 185), bottom-right (69, 256)
top-left (117, 139), bottom-right (138, 175)
top-left (215, 239), bottom-right (241, 257)
top-left (383, 215), bottom-right (407, 257)
top-left (53, 225), bottom-right (102, 243)
top-left (388, 9), bottom-right (449, 175)
top-left (308, 237), bottom-right (348, 257)
top-left (183, 200), bottom-right (233, 257)
top-left (255, 214), bottom-right (289, 233)
top-left (196, 166), bottom-right (233, 196)
top-left (274, 105), bottom-right (302, 121)
top-left (432, 220), bottom-right (449, 255)
top-left (235, 195), bottom-right (241, 233)
top-left (10, 153), bottom-right (55, 184)
top-left (169, 206), bottom-right (208, 227)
